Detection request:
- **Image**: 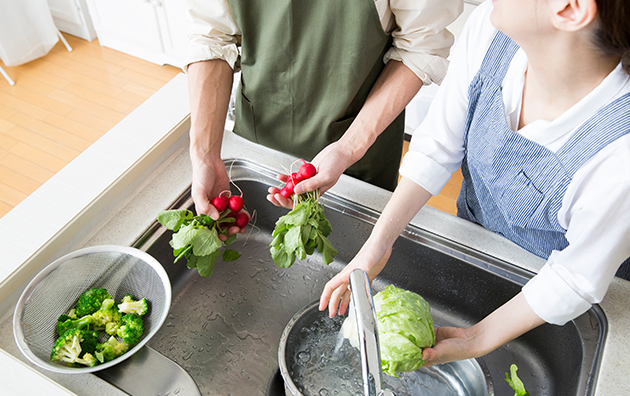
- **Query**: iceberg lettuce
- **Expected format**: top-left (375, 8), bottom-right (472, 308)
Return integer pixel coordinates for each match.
top-left (343, 285), bottom-right (435, 377)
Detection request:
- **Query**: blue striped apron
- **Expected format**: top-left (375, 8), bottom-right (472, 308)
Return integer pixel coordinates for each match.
top-left (456, 32), bottom-right (630, 276)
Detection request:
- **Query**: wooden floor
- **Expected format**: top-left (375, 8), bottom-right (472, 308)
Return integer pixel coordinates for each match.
top-left (0, 34), bottom-right (182, 218)
top-left (0, 34), bottom-right (460, 219)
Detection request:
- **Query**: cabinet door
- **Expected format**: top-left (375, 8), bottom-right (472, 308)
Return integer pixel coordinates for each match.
top-left (86, 0), bottom-right (165, 63)
top-left (47, 0), bottom-right (97, 41)
top-left (155, 0), bottom-right (190, 68)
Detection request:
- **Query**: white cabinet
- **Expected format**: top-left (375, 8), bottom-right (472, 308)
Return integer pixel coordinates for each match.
top-left (85, 0), bottom-right (189, 67)
top-left (47, 0), bottom-right (97, 41)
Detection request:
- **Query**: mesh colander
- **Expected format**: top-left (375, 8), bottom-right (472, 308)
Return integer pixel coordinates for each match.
top-left (13, 245), bottom-right (172, 374)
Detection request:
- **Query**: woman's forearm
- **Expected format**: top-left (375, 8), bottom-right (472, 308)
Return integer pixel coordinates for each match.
top-left (369, 177), bottom-right (433, 248)
top-left (467, 292), bottom-right (546, 357)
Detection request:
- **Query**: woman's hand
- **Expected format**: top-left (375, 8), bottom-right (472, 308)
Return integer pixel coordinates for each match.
top-left (422, 293), bottom-right (546, 367)
top-left (421, 326), bottom-right (478, 368)
top-left (319, 240), bottom-right (392, 317)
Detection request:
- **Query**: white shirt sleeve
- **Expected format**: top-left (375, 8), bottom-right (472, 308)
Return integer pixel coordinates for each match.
top-left (182, 0), bottom-right (461, 81)
top-left (183, 0), bottom-right (241, 72)
top-left (523, 135), bottom-right (630, 325)
top-left (383, 0), bottom-right (462, 85)
top-left (399, 1), bottom-right (494, 195)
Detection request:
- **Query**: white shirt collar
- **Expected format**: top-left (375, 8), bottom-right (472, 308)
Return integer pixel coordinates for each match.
top-left (502, 58), bottom-right (630, 152)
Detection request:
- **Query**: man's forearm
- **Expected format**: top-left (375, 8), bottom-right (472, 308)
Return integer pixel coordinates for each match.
top-left (187, 60), bottom-right (234, 161)
top-left (339, 60), bottom-right (424, 163)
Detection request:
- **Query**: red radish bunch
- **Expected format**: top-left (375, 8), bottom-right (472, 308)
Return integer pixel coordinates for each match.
top-left (210, 191), bottom-right (249, 228)
top-left (280, 160), bottom-right (317, 198)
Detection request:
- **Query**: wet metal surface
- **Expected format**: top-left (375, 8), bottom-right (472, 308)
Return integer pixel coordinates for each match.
top-left (133, 160), bottom-right (606, 396)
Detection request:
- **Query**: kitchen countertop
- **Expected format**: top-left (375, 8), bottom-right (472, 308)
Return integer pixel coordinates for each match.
top-left (0, 73), bottom-right (628, 395)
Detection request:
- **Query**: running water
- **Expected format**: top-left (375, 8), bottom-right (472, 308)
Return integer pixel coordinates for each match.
top-left (287, 310), bottom-right (486, 396)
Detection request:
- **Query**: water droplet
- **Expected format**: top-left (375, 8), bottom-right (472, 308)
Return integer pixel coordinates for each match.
top-left (297, 350), bottom-right (311, 365)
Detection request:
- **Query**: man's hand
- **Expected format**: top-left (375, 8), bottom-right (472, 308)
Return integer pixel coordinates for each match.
top-left (266, 141), bottom-right (355, 208)
top-left (190, 154), bottom-right (231, 219)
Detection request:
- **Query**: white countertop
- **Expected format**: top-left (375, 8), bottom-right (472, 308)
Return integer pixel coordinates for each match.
top-left (0, 73), bottom-right (628, 395)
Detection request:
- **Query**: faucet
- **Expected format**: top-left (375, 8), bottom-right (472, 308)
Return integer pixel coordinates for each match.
top-left (349, 269), bottom-right (396, 396)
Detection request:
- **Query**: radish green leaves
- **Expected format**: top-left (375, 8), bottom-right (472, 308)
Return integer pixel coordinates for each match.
top-left (270, 189), bottom-right (338, 268)
top-left (157, 209), bottom-right (242, 277)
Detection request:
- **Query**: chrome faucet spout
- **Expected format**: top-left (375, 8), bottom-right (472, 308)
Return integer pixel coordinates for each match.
top-left (349, 269), bottom-right (395, 396)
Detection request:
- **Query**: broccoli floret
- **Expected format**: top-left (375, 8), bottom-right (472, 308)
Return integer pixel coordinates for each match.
top-left (80, 330), bottom-right (100, 357)
top-left (66, 309), bottom-right (77, 319)
top-left (57, 314), bottom-right (93, 336)
top-left (77, 353), bottom-right (98, 367)
top-left (95, 336), bottom-right (129, 363)
top-left (51, 329), bottom-right (100, 367)
top-left (117, 295), bottom-right (148, 316)
top-left (116, 314), bottom-right (145, 346)
top-left (75, 288), bottom-right (112, 316)
top-left (91, 303), bottom-right (123, 336)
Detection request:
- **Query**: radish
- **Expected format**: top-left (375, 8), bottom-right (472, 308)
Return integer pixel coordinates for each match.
top-left (290, 172), bottom-right (303, 183)
top-left (211, 196), bottom-right (228, 212)
top-left (280, 185), bottom-right (293, 198)
top-left (235, 212), bottom-right (249, 228)
top-left (298, 161), bottom-right (316, 180)
top-left (228, 195), bottom-right (244, 212)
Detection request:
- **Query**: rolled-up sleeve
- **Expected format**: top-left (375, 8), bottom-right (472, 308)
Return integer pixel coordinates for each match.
top-left (523, 144), bottom-right (630, 325)
top-left (183, 0), bottom-right (241, 72)
top-left (384, 0), bottom-right (462, 85)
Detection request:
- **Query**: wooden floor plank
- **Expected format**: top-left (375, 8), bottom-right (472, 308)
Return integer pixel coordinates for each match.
top-left (0, 200), bottom-right (11, 218)
top-left (64, 109), bottom-right (117, 132)
top-left (0, 91), bottom-right (53, 121)
top-left (0, 153), bottom-right (56, 185)
top-left (63, 82), bottom-right (135, 114)
top-left (7, 142), bottom-right (68, 173)
top-left (0, 119), bottom-right (15, 134)
top-left (47, 89), bottom-right (127, 124)
top-left (0, 182), bottom-right (28, 208)
top-left (43, 113), bottom-right (104, 142)
top-left (0, 165), bottom-right (40, 196)
top-left (8, 112), bottom-right (93, 152)
top-left (6, 126), bottom-right (80, 163)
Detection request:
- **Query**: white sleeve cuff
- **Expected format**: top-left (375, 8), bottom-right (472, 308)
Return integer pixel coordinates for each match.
top-left (399, 150), bottom-right (453, 196)
top-left (183, 41), bottom-right (240, 73)
top-left (384, 48), bottom-right (449, 85)
top-left (522, 264), bottom-right (592, 325)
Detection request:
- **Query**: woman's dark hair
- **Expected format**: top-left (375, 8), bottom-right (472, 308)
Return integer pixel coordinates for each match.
top-left (595, 0), bottom-right (630, 74)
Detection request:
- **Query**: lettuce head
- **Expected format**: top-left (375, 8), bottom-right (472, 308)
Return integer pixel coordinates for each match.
top-left (343, 285), bottom-right (435, 377)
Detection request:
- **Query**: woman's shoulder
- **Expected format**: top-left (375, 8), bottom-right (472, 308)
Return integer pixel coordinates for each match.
top-left (450, 0), bottom-right (502, 81)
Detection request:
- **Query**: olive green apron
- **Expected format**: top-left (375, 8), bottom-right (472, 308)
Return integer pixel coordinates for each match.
top-left (228, 0), bottom-right (405, 191)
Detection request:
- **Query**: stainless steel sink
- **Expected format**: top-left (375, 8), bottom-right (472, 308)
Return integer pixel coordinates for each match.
top-left (132, 159), bottom-right (606, 396)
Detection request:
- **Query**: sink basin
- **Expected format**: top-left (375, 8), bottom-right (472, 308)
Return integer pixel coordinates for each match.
top-left (132, 159), bottom-right (606, 396)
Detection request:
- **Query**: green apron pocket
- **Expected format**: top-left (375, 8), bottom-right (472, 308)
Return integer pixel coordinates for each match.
top-left (234, 86), bottom-right (257, 143)
top-left (330, 116), bottom-right (356, 143)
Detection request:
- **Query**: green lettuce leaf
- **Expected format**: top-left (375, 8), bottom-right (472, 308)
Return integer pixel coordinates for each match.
top-left (505, 364), bottom-right (529, 396)
top-left (374, 285), bottom-right (435, 377)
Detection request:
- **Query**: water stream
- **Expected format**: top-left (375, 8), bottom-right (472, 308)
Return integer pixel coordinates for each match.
top-left (288, 313), bottom-right (475, 396)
